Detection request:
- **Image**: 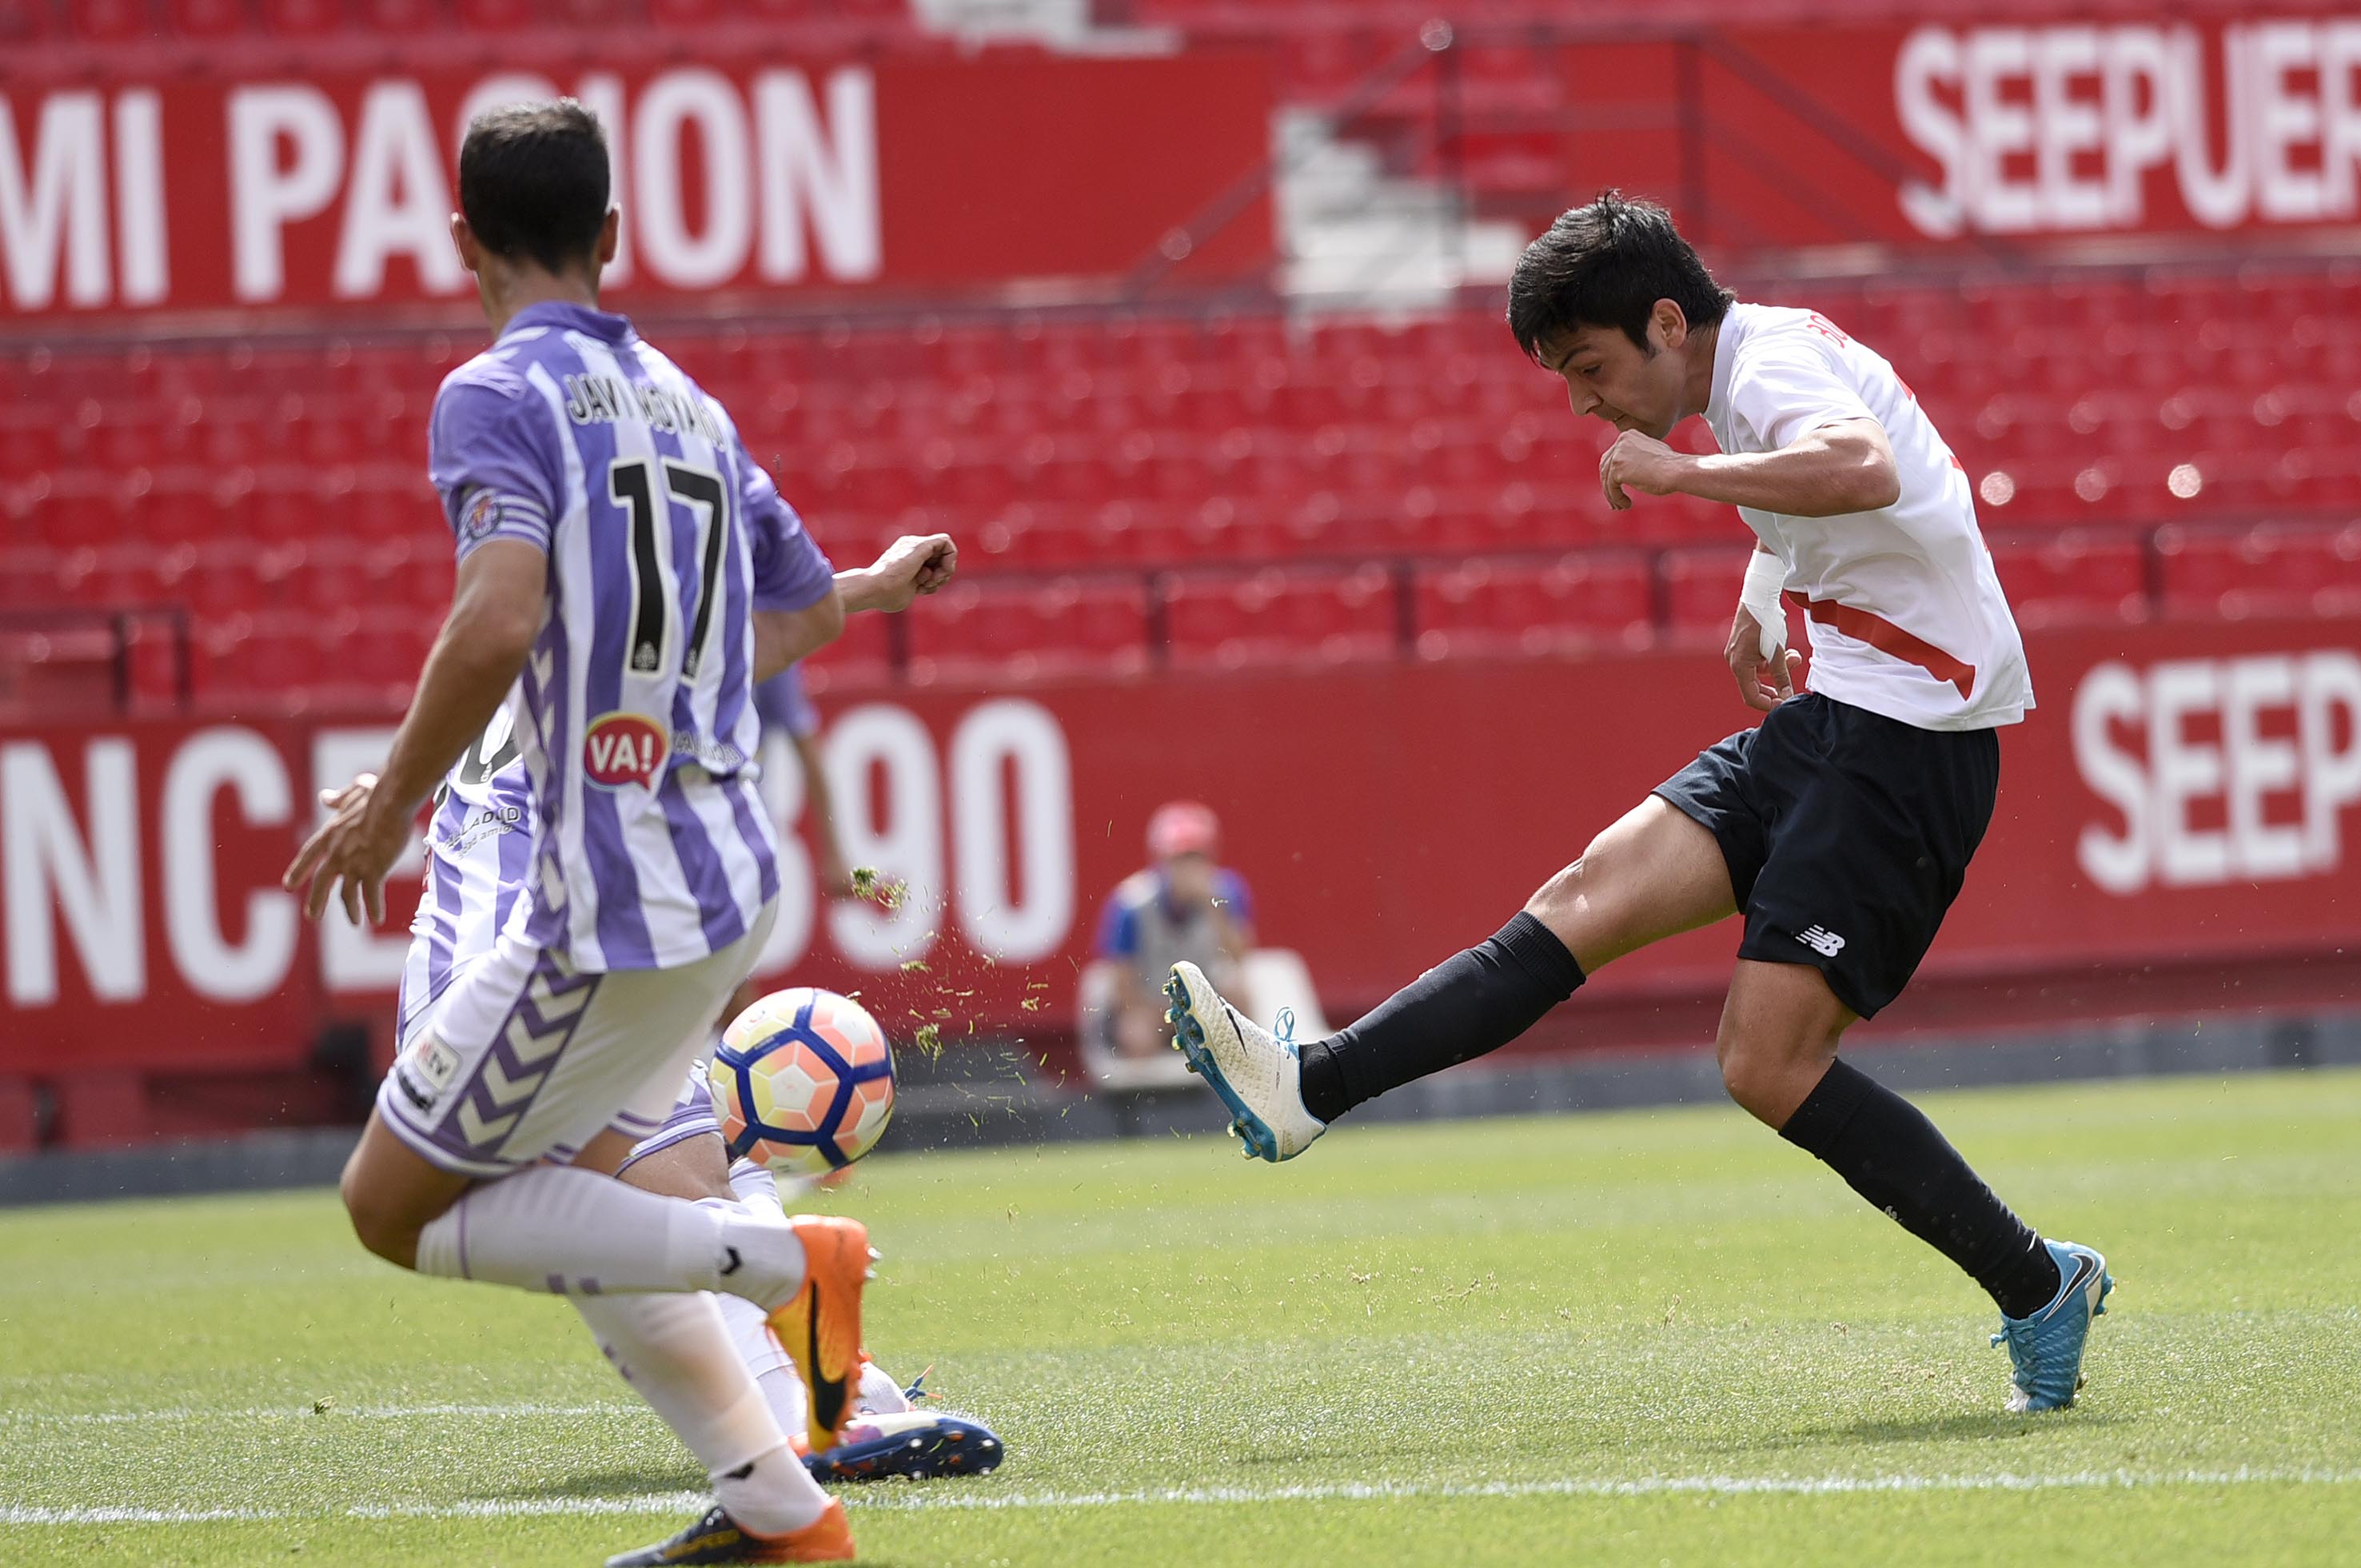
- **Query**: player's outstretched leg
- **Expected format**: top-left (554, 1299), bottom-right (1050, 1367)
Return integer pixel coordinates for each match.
top-left (624, 1124), bottom-right (1003, 1490)
top-left (582, 1293), bottom-right (854, 1566)
top-left (1720, 959), bottom-right (2112, 1410)
top-left (1167, 908), bottom-right (1587, 1162)
top-left (1171, 797), bottom-right (1729, 1161)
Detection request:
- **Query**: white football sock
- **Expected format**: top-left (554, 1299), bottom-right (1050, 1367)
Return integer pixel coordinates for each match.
top-left (574, 1294), bottom-right (828, 1536)
top-left (728, 1158), bottom-right (787, 1219)
top-left (411, 1164), bottom-right (807, 1307)
top-left (705, 1199), bottom-right (810, 1442)
top-left (717, 1287), bottom-right (810, 1442)
top-left (857, 1360), bottom-right (912, 1415)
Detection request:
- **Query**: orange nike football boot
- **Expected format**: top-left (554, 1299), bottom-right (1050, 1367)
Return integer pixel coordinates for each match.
top-left (604, 1498), bottom-right (855, 1565)
top-left (769, 1215), bottom-right (874, 1453)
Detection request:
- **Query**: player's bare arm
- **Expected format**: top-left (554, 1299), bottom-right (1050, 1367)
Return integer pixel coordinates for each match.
top-left (1599, 417), bottom-right (1898, 515)
top-left (838, 532), bottom-right (958, 613)
top-left (792, 729), bottom-right (859, 898)
top-left (752, 532), bottom-right (959, 678)
top-left (753, 597), bottom-right (844, 683)
top-left (282, 537), bottom-right (547, 926)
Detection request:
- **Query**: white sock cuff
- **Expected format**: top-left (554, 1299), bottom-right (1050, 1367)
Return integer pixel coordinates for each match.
top-left (728, 1159), bottom-right (786, 1218)
top-left (856, 1361), bottom-right (911, 1414)
top-left (706, 1207), bottom-right (807, 1310)
top-left (415, 1206), bottom-right (466, 1280)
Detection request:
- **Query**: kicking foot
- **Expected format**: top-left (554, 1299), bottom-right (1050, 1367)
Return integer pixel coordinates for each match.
top-left (771, 1216), bottom-right (875, 1453)
top-left (804, 1410), bottom-right (1007, 1483)
top-left (1165, 961), bottom-right (1326, 1162)
top-left (1992, 1239), bottom-right (2114, 1412)
top-left (604, 1500), bottom-right (854, 1565)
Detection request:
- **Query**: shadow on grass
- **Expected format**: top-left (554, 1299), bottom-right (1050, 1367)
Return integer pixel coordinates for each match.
top-left (1796, 1407), bottom-right (2136, 1446)
top-left (482, 1467), bottom-right (702, 1502)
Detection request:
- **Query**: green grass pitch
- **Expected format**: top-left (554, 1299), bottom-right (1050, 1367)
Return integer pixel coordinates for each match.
top-left (5, 1067), bottom-right (2359, 1566)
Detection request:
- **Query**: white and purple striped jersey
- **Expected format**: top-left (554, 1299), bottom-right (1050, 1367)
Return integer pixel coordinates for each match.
top-left (426, 301), bottom-right (834, 974)
top-left (394, 703), bottom-right (535, 1044)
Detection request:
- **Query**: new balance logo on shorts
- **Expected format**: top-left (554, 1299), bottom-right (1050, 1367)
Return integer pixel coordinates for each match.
top-left (1797, 925), bottom-right (1847, 957)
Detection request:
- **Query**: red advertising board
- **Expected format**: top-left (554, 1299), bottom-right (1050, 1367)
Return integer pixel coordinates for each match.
top-left (0, 50), bottom-right (1273, 324)
top-left (1566, 14), bottom-right (2361, 249)
top-left (3, 616), bottom-right (2356, 1078)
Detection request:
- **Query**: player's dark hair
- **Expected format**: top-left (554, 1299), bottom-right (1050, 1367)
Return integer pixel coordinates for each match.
top-left (1506, 191), bottom-right (1733, 360)
top-left (457, 100), bottom-right (610, 276)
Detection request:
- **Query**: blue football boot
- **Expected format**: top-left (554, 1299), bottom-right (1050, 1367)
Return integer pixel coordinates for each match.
top-left (1992, 1239), bottom-right (2114, 1412)
top-left (802, 1410), bottom-right (1005, 1483)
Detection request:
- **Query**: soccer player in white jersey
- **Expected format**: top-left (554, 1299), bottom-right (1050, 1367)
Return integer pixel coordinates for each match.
top-left (282, 102), bottom-right (952, 1565)
top-left (1166, 193), bottom-right (2112, 1415)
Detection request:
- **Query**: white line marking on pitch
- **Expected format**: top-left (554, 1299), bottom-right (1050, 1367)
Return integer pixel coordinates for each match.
top-left (2, 1402), bottom-right (640, 1426)
top-left (7, 1468), bottom-right (2360, 1527)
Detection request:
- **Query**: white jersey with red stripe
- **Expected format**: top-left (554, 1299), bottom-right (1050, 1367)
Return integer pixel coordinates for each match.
top-left (1701, 302), bottom-right (2032, 732)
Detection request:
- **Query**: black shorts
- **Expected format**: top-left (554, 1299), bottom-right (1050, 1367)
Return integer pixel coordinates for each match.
top-left (1653, 692), bottom-right (2000, 1019)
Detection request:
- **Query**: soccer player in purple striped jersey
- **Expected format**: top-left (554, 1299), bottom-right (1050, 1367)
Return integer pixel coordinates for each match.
top-left (283, 100), bottom-right (953, 1566)
top-left (405, 554), bottom-right (999, 1492)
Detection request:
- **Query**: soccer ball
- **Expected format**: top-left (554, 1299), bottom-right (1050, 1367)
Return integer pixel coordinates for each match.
top-left (711, 987), bottom-right (897, 1177)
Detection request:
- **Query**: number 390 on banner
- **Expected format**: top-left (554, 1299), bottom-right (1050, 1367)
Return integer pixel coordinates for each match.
top-left (752, 697), bottom-right (1075, 979)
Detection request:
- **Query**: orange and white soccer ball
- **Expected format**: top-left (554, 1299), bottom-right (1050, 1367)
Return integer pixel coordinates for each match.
top-left (710, 987), bottom-right (896, 1177)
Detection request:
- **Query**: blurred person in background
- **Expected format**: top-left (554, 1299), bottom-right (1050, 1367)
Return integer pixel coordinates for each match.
top-left (756, 664), bottom-right (856, 901)
top-left (1083, 802), bottom-right (1256, 1064)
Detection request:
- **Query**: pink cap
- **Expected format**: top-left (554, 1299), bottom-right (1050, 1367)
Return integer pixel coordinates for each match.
top-left (1147, 800), bottom-right (1220, 860)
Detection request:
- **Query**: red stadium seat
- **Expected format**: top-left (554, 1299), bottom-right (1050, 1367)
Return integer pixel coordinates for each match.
top-left (67, 0), bottom-right (150, 38)
top-left (356, 0), bottom-right (439, 28)
top-left (1989, 534), bottom-right (2150, 628)
top-left (455, 0), bottom-right (532, 26)
top-left (0, 0), bottom-right (58, 42)
top-left (1163, 565), bottom-right (1398, 670)
top-left (1412, 553), bottom-right (1655, 659)
top-left (1662, 547), bottom-right (1753, 648)
top-left (167, 0), bottom-right (249, 33)
top-left (2159, 525), bottom-right (2361, 621)
top-left (906, 577), bottom-right (1151, 683)
top-left (799, 602), bottom-right (895, 692)
top-left (260, 0), bottom-right (345, 33)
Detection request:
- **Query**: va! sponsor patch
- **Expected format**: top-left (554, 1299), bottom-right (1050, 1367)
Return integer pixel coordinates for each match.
top-left (583, 712), bottom-right (669, 788)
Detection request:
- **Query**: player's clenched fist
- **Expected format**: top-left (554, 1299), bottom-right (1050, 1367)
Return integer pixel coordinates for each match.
top-left (1597, 429), bottom-right (1689, 510)
top-left (865, 533), bottom-right (959, 611)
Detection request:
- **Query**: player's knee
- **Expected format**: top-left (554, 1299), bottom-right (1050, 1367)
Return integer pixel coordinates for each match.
top-left (340, 1158), bottom-right (424, 1270)
top-left (1715, 1024), bottom-right (1836, 1127)
top-left (1713, 1029), bottom-right (1787, 1123)
top-left (1525, 830), bottom-right (1618, 927)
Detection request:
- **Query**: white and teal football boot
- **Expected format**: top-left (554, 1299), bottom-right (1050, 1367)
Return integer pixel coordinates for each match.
top-left (1165, 961), bottom-right (1327, 1162)
top-left (1992, 1239), bottom-right (2114, 1412)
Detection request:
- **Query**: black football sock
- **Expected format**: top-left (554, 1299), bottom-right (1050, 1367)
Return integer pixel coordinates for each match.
top-left (1294, 912), bottom-right (1584, 1125)
top-left (1778, 1059), bottom-right (2062, 1319)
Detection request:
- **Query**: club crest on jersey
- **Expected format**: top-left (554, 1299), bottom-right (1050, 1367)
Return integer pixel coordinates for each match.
top-left (583, 712), bottom-right (669, 789)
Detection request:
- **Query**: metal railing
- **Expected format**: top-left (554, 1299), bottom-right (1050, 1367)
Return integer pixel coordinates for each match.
top-left (0, 606), bottom-right (193, 716)
top-left (1123, 15), bottom-right (2030, 302)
